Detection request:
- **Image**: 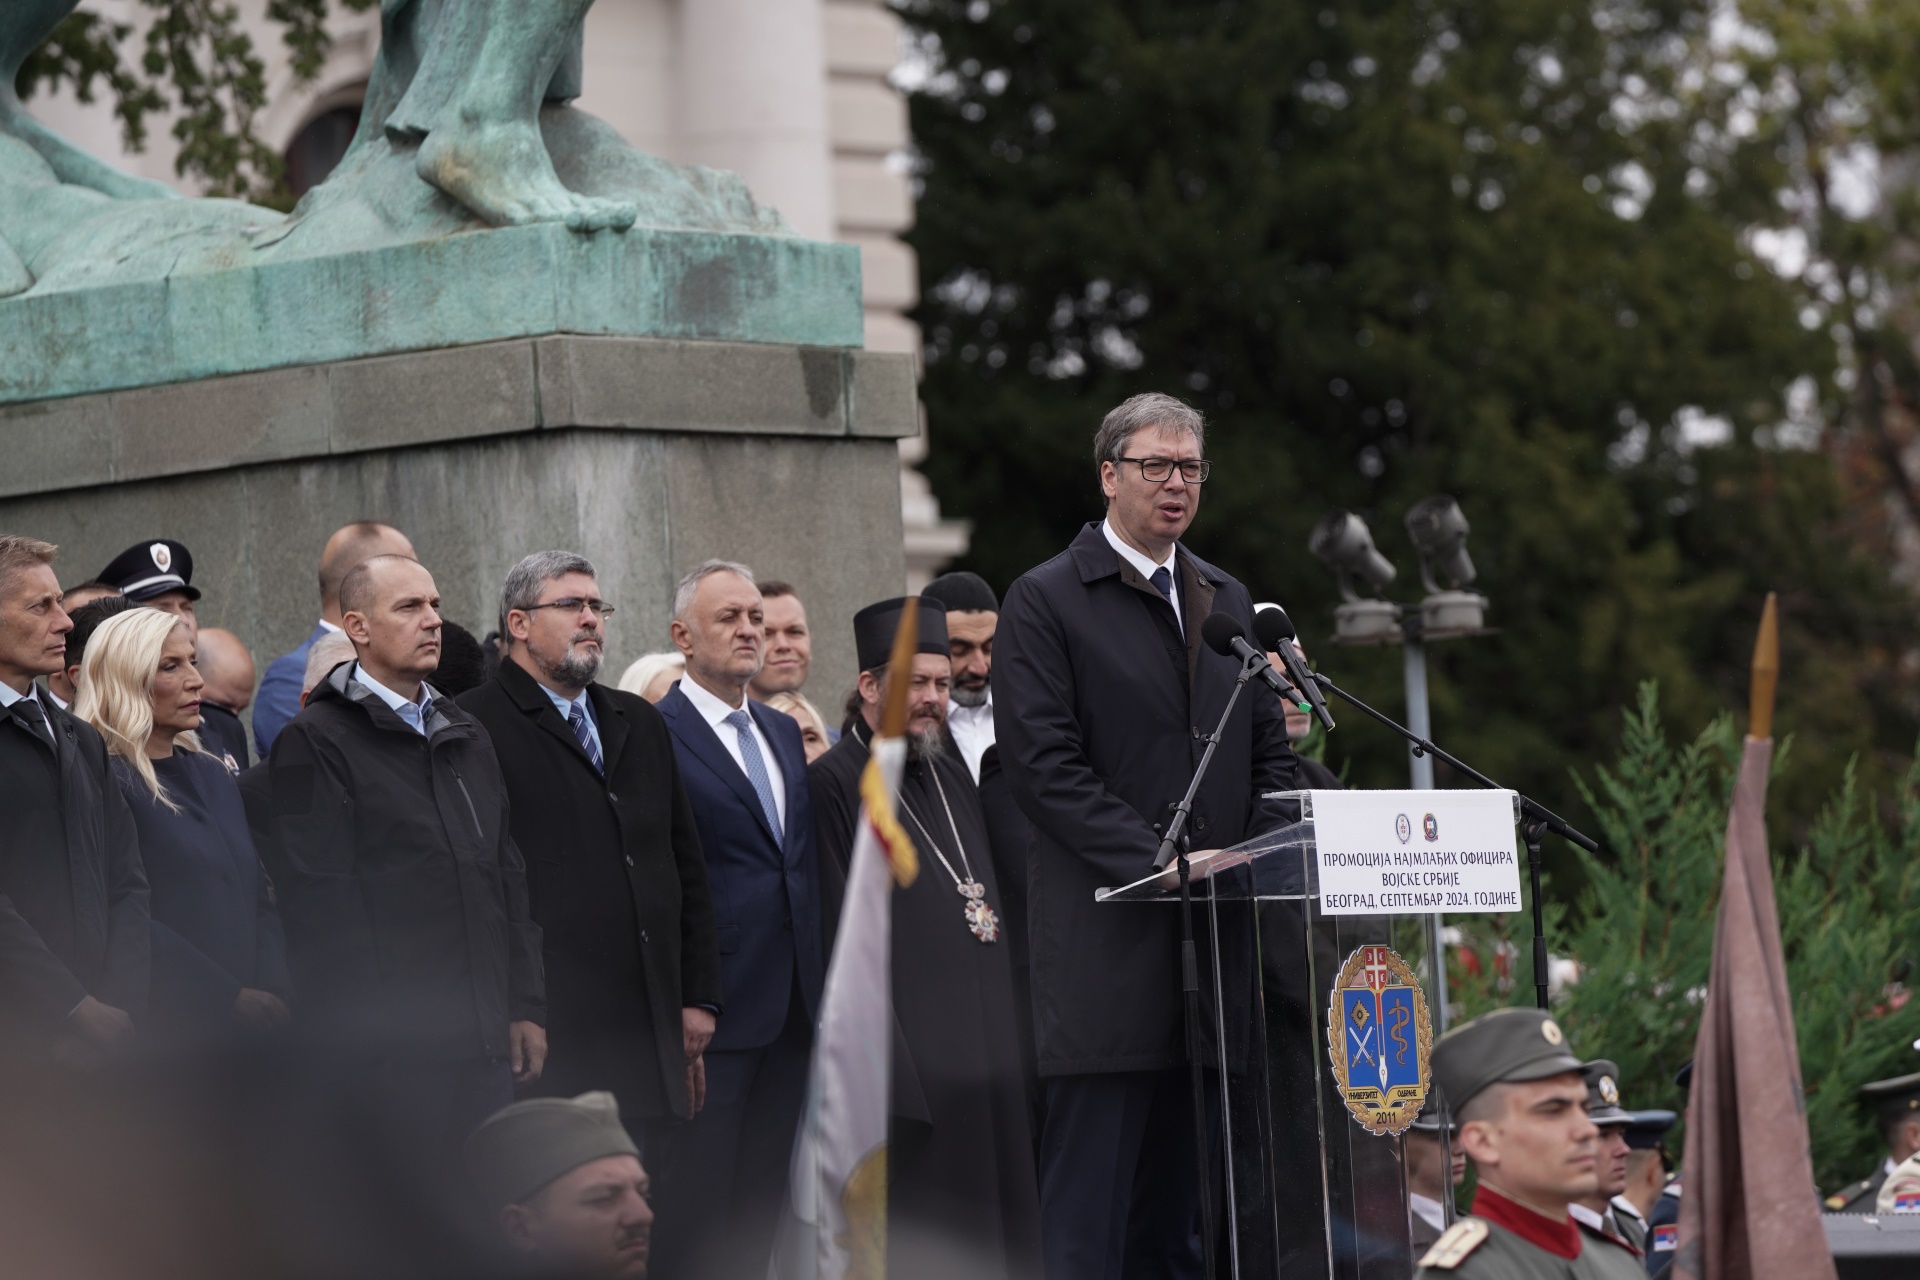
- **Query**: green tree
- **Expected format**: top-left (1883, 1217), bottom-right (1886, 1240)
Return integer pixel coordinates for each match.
top-left (18, 0), bottom-right (376, 202)
top-left (899, 0), bottom-right (1920, 877)
top-left (1451, 683), bottom-right (1920, 1193)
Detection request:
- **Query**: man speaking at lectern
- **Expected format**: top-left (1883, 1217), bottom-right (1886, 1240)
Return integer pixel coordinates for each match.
top-left (994, 392), bottom-right (1299, 1279)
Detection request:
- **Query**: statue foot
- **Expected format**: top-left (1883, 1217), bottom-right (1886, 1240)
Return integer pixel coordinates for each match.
top-left (415, 118), bottom-right (636, 232)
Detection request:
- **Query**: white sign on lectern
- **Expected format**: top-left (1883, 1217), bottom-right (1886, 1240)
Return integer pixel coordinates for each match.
top-left (1310, 789), bottom-right (1522, 916)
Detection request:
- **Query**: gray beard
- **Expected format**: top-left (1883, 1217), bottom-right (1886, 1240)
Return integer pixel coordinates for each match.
top-left (907, 724), bottom-right (948, 763)
top-left (538, 635), bottom-right (603, 688)
top-left (950, 680), bottom-right (989, 709)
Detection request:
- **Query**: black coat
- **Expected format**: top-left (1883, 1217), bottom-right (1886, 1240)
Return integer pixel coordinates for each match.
top-left (196, 702), bottom-right (251, 771)
top-left (993, 522), bottom-right (1297, 1074)
top-left (114, 751), bottom-right (290, 1039)
top-left (811, 725), bottom-right (1044, 1280)
top-left (0, 695), bottom-right (150, 1046)
top-left (267, 665), bottom-right (543, 1061)
top-left (459, 661), bottom-right (722, 1120)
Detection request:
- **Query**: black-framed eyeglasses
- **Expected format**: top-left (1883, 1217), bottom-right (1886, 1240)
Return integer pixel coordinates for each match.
top-left (521, 598), bottom-right (617, 618)
top-left (1119, 456), bottom-right (1212, 484)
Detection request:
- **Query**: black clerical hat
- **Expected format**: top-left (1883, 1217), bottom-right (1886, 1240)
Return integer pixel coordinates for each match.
top-left (854, 596), bottom-right (949, 672)
top-left (921, 570), bottom-right (998, 614)
top-left (97, 538), bottom-right (199, 602)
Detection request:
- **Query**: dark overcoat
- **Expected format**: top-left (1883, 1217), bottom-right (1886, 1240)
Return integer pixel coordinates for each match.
top-left (267, 666), bottom-right (544, 1061)
top-left (458, 661), bottom-right (722, 1120)
top-left (0, 697), bottom-right (150, 1045)
top-left (993, 521), bottom-right (1297, 1075)
top-left (655, 683), bottom-right (823, 1053)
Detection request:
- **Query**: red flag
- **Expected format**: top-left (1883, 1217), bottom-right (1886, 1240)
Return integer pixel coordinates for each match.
top-left (1675, 596), bottom-right (1833, 1280)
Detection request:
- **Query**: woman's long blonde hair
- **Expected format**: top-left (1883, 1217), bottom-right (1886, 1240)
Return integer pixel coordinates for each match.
top-left (75, 608), bottom-right (203, 809)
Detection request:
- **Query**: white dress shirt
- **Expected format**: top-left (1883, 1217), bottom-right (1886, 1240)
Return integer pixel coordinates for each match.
top-left (947, 689), bottom-right (995, 783)
top-left (679, 676), bottom-right (787, 828)
top-left (1409, 1192), bottom-right (1447, 1237)
top-left (1102, 517), bottom-right (1182, 636)
top-left (0, 680), bottom-right (33, 708)
top-left (351, 663), bottom-right (434, 735)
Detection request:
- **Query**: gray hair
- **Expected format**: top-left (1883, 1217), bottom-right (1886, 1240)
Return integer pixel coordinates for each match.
top-left (1092, 392), bottom-right (1206, 472)
top-left (672, 559), bottom-right (756, 622)
top-left (499, 550), bottom-right (597, 641)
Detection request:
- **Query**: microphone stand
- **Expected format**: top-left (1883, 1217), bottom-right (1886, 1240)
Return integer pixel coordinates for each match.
top-left (1154, 650), bottom-right (1262, 1280)
top-left (1301, 670), bottom-right (1598, 1011)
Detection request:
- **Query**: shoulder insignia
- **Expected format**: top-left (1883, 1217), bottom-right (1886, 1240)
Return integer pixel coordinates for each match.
top-left (1418, 1217), bottom-right (1489, 1270)
top-left (1824, 1178), bottom-right (1872, 1212)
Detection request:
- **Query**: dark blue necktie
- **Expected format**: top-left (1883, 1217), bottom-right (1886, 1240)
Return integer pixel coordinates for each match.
top-left (1150, 566), bottom-right (1182, 636)
top-left (10, 697), bottom-right (52, 748)
top-left (568, 701), bottom-right (604, 774)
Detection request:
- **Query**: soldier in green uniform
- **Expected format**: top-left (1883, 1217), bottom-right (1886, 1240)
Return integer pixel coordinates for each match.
top-left (1823, 1071), bottom-right (1920, 1213)
top-left (1611, 1108), bottom-right (1674, 1256)
top-left (1413, 1007), bottom-right (1644, 1279)
top-left (1568, 1062), bottom-right (1645, 1260)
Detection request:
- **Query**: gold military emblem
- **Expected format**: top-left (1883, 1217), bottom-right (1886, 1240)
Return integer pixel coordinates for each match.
top-left (1542, 1018), bottom-right (1564, 1046)
top-left (1326, 944), bottom-right (1432, 1137)
top-left (1599, 1074), bottom-right (1619, 1105)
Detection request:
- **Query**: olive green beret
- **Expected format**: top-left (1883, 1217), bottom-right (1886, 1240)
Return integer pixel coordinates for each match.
top-left (464, 1091), bottom-right (639, 1209)
top-left (1431, 1007), bottom-right (1585, 1113)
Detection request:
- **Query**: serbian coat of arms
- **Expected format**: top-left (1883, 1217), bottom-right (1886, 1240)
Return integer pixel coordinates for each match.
top-left (1326, 943), bottom-right (1433, 1136)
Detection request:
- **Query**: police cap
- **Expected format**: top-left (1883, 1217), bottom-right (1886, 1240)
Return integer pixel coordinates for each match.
top-left (97, 539), bottom-right (199, 603)
top-left (1431, 1007), bottom-right (1585, 1114)
top-left (1859, 1071), bottom-right (1920, 1134)
top-left (1621, 1109), bottom-right (1677, 1150)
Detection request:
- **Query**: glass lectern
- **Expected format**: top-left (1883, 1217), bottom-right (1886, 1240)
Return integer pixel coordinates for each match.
top-left (1096, 793), bottom-right (1450, 1280)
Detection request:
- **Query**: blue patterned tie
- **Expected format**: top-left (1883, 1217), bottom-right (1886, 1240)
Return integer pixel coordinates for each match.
top-left (724, 710), bottom-right (783, 847)
top-left (568, 700), bottom-right (604, 774)
top-left (1150, 565), bottom-right (1182, 636)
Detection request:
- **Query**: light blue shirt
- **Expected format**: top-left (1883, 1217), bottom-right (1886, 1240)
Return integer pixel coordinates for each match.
top-left (0, 680), bottom-right (32, 708)
top-left (351, 663), bottom-right (435, 736)
top-left (543, 683), bottom-right (602, 762)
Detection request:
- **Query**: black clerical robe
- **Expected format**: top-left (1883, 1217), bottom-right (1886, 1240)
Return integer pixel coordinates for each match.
top-left (811, 723), bottom-right (1043, 1280)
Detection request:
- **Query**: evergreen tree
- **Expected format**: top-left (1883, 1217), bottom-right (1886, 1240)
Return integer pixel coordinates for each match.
top-left (900, 0), bottom-right (1920, 869)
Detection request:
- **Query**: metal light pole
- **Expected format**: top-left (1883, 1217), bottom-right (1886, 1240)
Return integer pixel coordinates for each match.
top-left (1308, 499), bottom-right (1492, 1036)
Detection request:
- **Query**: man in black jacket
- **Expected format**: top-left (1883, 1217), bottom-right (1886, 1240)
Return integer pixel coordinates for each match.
top-left (268, 553), bottom-right (545, 1160)
top-left (994, 394), bottom-right (1298, 1279)
top-left (0, 535), bottom-right (149, 1063)
top-left (460, 550), bottom-right (721, 1144)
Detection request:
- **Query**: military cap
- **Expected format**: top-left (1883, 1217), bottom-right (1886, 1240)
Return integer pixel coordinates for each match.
top-left (97, 538), bottom-right (199, 602)
top-left (1584, 1059), bottom-right (1632, 1127)
top-left (1621, 1109), bottom-right (1677, 1150)
top-left (854, 596), bottom-right (949, 672)
top-left (464, 1091), bottom-right (639, 1210)
top-left (1410, 1090), bottom-right (1456, 1135)
top-left (921, 570), bottom-right (999, 615)
top-left (1859, 1071), bottom-right (1920, 1132)
top-left (1431, 1007), bottom-right (1585, 1114)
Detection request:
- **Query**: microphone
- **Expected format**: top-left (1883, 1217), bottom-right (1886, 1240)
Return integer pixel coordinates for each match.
top-left (1252, 606), bottom-right (1336, 731)
top-left (1200, 613), bottom-right (1304, 708)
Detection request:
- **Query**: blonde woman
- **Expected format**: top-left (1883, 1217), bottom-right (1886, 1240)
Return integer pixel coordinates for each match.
top-left (77, 608), bottom-right (291, 1041)
top-left (763, 690), bottom-right (830, 763)
top-left (617, 650), bottom-right (685, 703)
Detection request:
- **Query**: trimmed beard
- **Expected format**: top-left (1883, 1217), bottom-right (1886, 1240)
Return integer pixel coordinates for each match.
top-left (950, 678), bottom-right (989, 709)
top-left (538, 633), bottom-right (604, 688)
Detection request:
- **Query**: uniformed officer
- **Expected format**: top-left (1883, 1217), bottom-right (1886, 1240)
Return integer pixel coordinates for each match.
top-left (1568, 1061), bottom-right (1644, 1259)
top-left (1414, 1007), bottom-right (1643, 1278)
top-left (1612, 1109), bottom-right (1675, 1255)
top-left (97, 538), bottom-right (200, 637)
top-left (1823, 1071), bottom-right (1920, 1213)
top-left (1408, 1093), bottom-right (1466, 1253)
top-left (1641, 1061), bottom-right (1688, 1274)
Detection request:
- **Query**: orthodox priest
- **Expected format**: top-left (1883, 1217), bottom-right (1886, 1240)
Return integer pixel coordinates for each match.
top-left (810, 596), bottom-right (1044, 1280)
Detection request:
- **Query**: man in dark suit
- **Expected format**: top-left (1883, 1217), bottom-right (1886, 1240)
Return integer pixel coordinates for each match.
top-left (651, 559), bottom-right (822, 1280)
top-left (254, 520), bottom-right (416, 757)
top-left (459, 550), bottom-right (722, 1145)
top-left (994, 393), bottom-right (1298, 1280)
top-left (0, 535), bottom-right (150, 1064)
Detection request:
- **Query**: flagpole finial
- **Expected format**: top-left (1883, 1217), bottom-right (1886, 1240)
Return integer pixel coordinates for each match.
top-left (878, 597), bottom-right (919, 739)
top-left (1749, 592), bottom-right (1779, 741)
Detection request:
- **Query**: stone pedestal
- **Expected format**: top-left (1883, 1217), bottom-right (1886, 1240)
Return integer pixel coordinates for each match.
top-left (0, 335), bottom-right (917, 705)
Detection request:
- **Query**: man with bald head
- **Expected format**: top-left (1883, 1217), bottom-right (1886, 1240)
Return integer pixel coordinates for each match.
top-left (194, 627), bottom-right (257, 770)
top-left (254, 521), bottom-right (417, 756)
top-left (268, 554), bottom-right (545, 1171)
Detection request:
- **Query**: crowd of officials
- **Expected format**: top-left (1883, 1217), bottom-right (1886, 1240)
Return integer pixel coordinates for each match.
top-left (9, 390), bottom-right (1892, 1280)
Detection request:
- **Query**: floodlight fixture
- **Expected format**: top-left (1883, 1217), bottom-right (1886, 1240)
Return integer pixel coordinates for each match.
top-left (1404, 495), bottom-right (1477, 593)
top-left (1307, 511), bottom-right (1402, 644)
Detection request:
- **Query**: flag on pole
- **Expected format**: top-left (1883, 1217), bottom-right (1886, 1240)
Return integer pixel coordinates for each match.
top-left (773, 601), bottom-right (920, 1280)
top-left (1675, 594), bottom-right (1835, 1280)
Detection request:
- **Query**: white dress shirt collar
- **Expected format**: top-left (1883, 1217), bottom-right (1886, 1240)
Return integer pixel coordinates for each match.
top-left (679, 673), bottom-right (750, 725)
top-left (1408, 1192), bottom-right (1446, 1235)
top-left (1568, 1203), bottom-right (1607, 1235)
top-left (1102, 517), bottom-right (1182, 634)
top-left (946, 688), bottom-right (995, 783)
top-left (317, 618), bottom-right (343, 635)
top-left (0, 680), bottom-right (35, 708)
top-left (678, 676), bottom-right (787, 827)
